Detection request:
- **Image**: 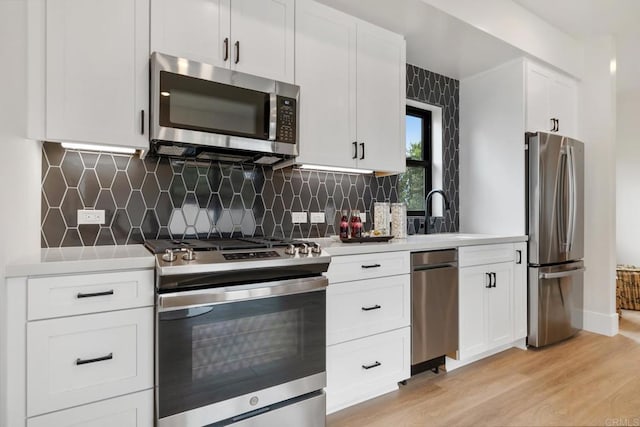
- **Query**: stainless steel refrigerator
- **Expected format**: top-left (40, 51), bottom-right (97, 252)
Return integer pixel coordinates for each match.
top-left (526, 132), bottom-right (585, 348)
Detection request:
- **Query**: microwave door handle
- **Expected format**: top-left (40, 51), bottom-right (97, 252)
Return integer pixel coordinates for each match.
top-left (268, 93), bottom-right (277, 141)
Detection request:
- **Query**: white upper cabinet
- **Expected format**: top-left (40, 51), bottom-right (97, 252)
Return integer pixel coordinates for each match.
top-left (151, 0), bottom-right (294, 83)
top-left (525, 61), bottom-right (578, 139)
top-left (295, 0), bottom-right (406, 173)
top-left (41, 0), bottom-right (149, 151)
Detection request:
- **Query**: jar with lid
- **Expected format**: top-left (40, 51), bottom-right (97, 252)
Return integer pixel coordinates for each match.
top-left (339, 210), bottom-right (350, 238)
top-left (373, 202), bottom-right (390, 235)
top-left (350, 209), bottom-right (363, 238)
top-left (390, 203), bottom-right (407, 239)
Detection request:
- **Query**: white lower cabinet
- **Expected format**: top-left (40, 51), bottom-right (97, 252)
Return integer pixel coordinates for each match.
top-left (326, 327), bottom-right (410, 413)
top-left (27, 390), bottom-right (153, 427)
top-left (452, 243), bottom-right (527, 368)
top-left (325, 251), bottom-right (410, 414)
top-left (27, 308), bottom-right (154, 417)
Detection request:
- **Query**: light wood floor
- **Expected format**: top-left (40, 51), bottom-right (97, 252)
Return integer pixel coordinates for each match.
top-left (328, 311), bottom-right (640, 427)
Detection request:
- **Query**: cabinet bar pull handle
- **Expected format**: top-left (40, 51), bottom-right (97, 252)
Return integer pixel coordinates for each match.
top-left (516, 250), bottom-right (522, 264)
top-left (492, 272), bottom-right (497, 288)
top-left (361, 263), bottom-right (381, 269)
top-left (362, 361), bottom-right (381, 370)
top-left (360, 142), bottom-right (365, 160)
top-left (76, 290), bottom-right (114, 299)
top-left (485, 272), bottom-right (492, 288)
top-left (223, 37), bottom-right (229, 61)
top-left (362, 304), bottom-right (382, 311)
top-left (352, 141), bottom-right (358, 159)
top-left (76, 352), bottom-right (113, 366)
top-left (234, 41), bottom-right (240, 64)
top-left (140, 110), bottom-right (144, 135)
top-left (555, 119), bottom-right (560, 132)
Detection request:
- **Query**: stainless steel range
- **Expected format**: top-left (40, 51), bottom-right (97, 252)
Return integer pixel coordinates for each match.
top-left (146, 237), bottom-right (330, 427)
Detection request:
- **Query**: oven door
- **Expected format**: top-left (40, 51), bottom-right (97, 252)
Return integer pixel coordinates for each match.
top-left (156, 276), bottom-right (327, 427)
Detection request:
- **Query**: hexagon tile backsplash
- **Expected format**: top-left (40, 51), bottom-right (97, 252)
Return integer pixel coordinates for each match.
top-left (41, 64), bottom-right (458, 248)
top-left (40, 142), bottom-right (399, 247)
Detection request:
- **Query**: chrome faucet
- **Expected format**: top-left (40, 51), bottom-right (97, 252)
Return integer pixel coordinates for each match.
top-left (424, 189), bottom-right (450, 234)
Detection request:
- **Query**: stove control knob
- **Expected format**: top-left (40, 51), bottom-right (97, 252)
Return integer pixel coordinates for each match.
top-left (299, 243), bottom-right (310, 255)
top-left (311, 243), bottom-right (322, 254)
top-left (162, 249), bottom-right (177, 262)
top-left (182, 249), bottom-right (197, 261)
top-left (284, 244), bottom-right (297, 256)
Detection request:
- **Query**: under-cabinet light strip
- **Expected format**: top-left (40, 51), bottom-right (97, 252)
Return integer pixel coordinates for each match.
top-left (298, 164), bottom-right (373, 175)
top-left (61, 142), bottom-right (136, 155)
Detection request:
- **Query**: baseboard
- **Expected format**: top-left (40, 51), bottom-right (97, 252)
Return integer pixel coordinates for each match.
top-left (583, 309), bottom-right (619, 336)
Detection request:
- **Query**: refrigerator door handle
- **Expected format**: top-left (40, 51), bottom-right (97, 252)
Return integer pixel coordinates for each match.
top-left (539, 267), bottom-right (585, 280)
top-left (567, 144), bottom-right (577, 252)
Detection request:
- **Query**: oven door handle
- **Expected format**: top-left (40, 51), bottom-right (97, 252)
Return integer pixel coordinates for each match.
top-left (157, 276), bottom-right (328, 312)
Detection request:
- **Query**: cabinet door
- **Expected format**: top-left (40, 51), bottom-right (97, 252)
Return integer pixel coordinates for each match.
top-left (295, 0), bottom-right (357, 169)
top-left (513, 243), bottom-right (528, 340)
top-left (525, 64), bottom-right (553, 133)
top-left (486, 262), bottom-right (514, 348)
top-left (355, 20), bottom-right (406, 173)
top-left (458, 265), bottom-right (489, 359)
top-left (150, 0), bottom-right (230, 67)
top-left (550, 76), bottom-right (578, 138)
top-left (46, 0), bottom-right (149, 150)
top-left (229, 0), bottom-right (294, 83)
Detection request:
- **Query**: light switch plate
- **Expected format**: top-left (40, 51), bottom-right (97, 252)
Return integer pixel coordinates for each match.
top-left (291, 212), bottom-right (307, 224)
top-left (310, 212), bottom-right (325, 224)
top-left (77, 209), bottom-right (105, 225)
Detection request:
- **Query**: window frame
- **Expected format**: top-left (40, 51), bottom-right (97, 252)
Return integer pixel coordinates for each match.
top-left (404, 106), bottom-right (432, 216)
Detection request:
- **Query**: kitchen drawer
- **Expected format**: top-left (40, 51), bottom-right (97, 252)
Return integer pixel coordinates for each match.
top-left (326, 327), bottom-right (410, 413)
top-left (28, 389), bottom-right (153, 427)
top-left (458, 244), bottom-right (515, 268)
top-left (325, 251), bottom-right (410, 283)
top-left (327, 274), bottom-right (410, 345)
top-left (28, 270), bottom-right (154, 320)
top-left (27, 307), bottom-right (154, 416)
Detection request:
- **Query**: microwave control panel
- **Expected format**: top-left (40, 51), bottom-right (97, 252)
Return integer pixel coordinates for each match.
top-left (276, 97), bottom-right (297, 143)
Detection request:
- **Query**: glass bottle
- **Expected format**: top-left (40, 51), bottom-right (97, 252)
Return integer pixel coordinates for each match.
top-left (350, 209), bottom-right (363, 238)
top-left (339, 210), bottom-right (350, 238)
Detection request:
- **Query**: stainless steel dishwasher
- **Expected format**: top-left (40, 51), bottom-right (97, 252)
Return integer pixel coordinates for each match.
top-left (411, 249), bottom-right (458, 376)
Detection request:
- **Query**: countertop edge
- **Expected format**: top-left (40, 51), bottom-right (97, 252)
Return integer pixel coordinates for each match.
top-left (5, 245), bottom-right (156, 278)
top-left (319, 234), bottom-right (528, 256)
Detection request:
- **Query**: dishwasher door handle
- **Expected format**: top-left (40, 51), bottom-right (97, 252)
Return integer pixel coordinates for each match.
top-left (412, 263), bottom-right (457, 272)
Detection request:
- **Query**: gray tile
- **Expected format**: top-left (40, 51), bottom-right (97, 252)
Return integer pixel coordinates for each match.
top-left (78, 169), bottom-right (100, 207)
top-left (43, 167), bottom-right (66, 208)
top-left (60, 151), bottom-right (83, 187)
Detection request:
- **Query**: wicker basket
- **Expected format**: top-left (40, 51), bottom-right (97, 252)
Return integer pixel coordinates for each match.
top-left (616, 265), bottom-right (640, 312)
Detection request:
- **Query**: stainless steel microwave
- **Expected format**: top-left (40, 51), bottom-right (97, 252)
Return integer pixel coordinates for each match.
top-left (150, 52), bottom-right (299, 164)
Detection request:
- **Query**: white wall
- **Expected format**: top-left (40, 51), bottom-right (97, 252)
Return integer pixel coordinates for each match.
top-left (579, 36), bottom-right (618, 336)
top-left (0, 0), bottom-right (42, 423)
top-left (419, 0), bottom-right (584, 79)
top-left (616, 90), bottom-right (640, 265)
top-left (459, 59), bottom-right (525, 235)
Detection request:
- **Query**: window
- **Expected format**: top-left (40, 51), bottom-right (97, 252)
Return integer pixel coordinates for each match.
top-left (400, 106), bottom-right (431, 215)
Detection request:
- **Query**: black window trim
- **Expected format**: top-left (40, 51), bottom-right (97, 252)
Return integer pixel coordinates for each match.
top-left (405, 106), bottom-right (432, 217)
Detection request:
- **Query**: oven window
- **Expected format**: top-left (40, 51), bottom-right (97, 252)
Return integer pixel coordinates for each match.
top-left (157, 291), bottom-right (325, 419)
top-left (159, 71), bottom-right (269, 140)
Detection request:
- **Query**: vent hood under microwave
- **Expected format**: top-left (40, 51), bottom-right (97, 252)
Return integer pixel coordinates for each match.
top-left (150, 52), bottom-right (299, 166)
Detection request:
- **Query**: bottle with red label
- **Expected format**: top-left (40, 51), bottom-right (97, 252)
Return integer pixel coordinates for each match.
top-left (350, 209), bottom-right (362, 238)
top-left (339, 210), bottom-right (350, 238)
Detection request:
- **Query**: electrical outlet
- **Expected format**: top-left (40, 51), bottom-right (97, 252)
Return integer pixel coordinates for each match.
top-left (360, 212), bottom-right (366, 223)
top-left (291, 212), bottom-right (307, 224)
top-left (77, 209), bottom-right (105, 225)
top-left (310, 212), bottom-right (325, 224)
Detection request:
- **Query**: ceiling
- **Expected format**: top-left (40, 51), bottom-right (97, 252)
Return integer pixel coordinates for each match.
top-left (317, 0), bottom-right (639, 93)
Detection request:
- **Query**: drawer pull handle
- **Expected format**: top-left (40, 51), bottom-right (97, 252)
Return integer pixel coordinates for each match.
top-left (76, 352), bottom-right (113, 366)
top-left (362, 361), bottom-right (382, 370)
top-left (76, 290), bottom-right (114, 299)
top-left (361, 264), bottom-right (381, 269)
top-left (361, 304), bottom-right (382, 311)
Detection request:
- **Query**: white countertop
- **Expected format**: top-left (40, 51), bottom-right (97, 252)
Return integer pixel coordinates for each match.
top-left (5, 245), bottom-right (155, 278)
top-left (316, 233), bottom-right (528, 256)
